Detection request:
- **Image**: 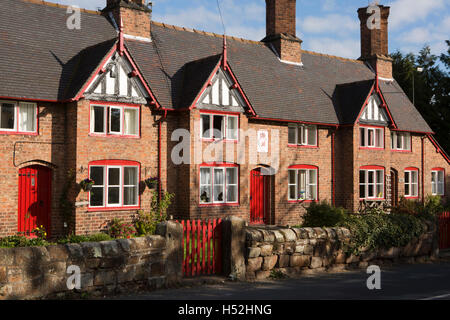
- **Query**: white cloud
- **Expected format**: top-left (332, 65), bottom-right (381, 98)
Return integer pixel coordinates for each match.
top-left (305, 38), bottom-right (360, 59)
top-left (388, 0), bottom-right (446, 29)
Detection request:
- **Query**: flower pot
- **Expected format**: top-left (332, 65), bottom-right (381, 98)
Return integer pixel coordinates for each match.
top-left (145, 179), bottom-right (158, 189)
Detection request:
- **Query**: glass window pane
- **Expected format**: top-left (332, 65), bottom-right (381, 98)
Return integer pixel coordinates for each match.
top-left (90, 187), bottom-right (104, 206)
top-left (308, 126), bottom-right (317, 145)
top-left (405, 172), bottom-right (410, 183)
top-left (391, 132), bottom-right (395, 149)
top-left (124, 167), bottom-right (137, 186)
top-left (376, 183), bottom-right (383, 198)
top-left (376, 170), bottom-right (383, 184)
top-left (200, 168), bottom-right (211, 185)
top-left (19, 103), bottom-right (36, 132)
top-left (288, 126), bottom-right (297, 144)
top-left (397, 134), bottom-right (402, 149)
top-left (289, 170), bottom-right (296, 184)
top-left (368, 130), bottom-right (375, 146)
top-left (108, 187), bottom-right (120, 204)
top-left (124, 108), bottom-right (138, 135)
top-left (200, 186), bottom-right (211, 203)
top-left (201, 115), bottom-right (210, 138)
top-left (308, 170), bottom-right (317, 185)
top-left (214, 186), bottom-right (224, 202)
top-left (0, 103), bottom-right (15, 130)
top-left (227, 116), bottom-right (238, 140)
top-left (108, 168), bottom-right (120, 186)
top-left (299, 170), bottom-right (307, 199)
top-left (92, 106), bottom-right (105, 133)
top-left (213, 115), bottom-right (224, 139)
top-left (368, 184), bottom-right (374, 197)
top-left (405, 184), bottom-right (410, 196)
top-left (405, 134), bottom-right (411, 150)
top-left (214, 168), bottom-right (224, 185)
top-left (376, 129), bottom-right (383, 147)
top-left (124, 186), bottom-right (137, 206)
top-left (360, 128), bottom-right (366, 147)
top-left (110, 108), bottom-right (121, 133)
top-left (90, 167), bottom-right (104, 186)
top-left (289, 185), bottom-right (297, 200)
top-left (360, 184), bottom-right (366, 198)
top-left (360, 170), bottom-right (365, 183)
top-left (226, 168), bottom-right (237, 185)
top-left (226, 185), bottom-right (237, 202)
top-left (368, 171), bottom-right (374, 184)
top-left (309, 184), bottom-right (317, 200)
top-left (412, 172), bottom-right (418, 183)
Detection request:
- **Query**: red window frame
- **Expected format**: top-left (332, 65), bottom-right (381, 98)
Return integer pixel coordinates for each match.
top-left (359, 165), bottom-right (385, 200)
top-left (87, 160), bottom-right (141, 211)
top-left (0, 100), bottom-right (38, 135)
top-left (288, 165), bottom-right (319, 203)
top-left (89, 101), bottom-right (141, 138)
top-left (198, 162), bottom-right (240, 207)
top-left (199, 110), bottom-right (240, 143)
top-left (431, 167), bottom-right (445, 196)
top-left (404, 167), bottom-right (419, 199)
top-left (359, 125), bottom-right (385, 150)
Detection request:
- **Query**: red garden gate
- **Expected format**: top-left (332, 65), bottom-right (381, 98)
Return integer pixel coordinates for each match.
top-left (439, 212), bottom-right (450, 250)
top-left (178, 219), bottom-right (223, 277)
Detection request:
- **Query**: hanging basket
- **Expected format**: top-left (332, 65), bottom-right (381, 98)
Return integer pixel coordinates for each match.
top-left (80, 179), bottom-right (95, 192)
top-left (145, 178), bottom-right (159, 190)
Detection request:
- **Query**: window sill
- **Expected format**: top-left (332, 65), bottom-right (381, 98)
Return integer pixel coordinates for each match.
top-left (359, 147), bottom-right (384, 150)
top-left (199, 203), bottom-right (240, 207)
top-left (89, 133), bottom-right (140, 139)
top-left (288, 144), bottom-right (319, 149)
top-left (391, 149), bottom-right (412, 153)
top-left (87, 206), bottom-right (140, 212)
top-left (288, 200), bottom-right (318, 203)
top-left (0, 131), bottom-right (38, 136)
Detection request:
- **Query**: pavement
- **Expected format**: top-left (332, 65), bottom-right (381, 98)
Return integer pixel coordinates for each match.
top-left (113, 258), bottom-right (450, 300)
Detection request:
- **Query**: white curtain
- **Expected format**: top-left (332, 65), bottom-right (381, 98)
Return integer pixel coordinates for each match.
top-left (19, 103), bottom-right (36, 132)
top-left (124, 108), bottom-right (138, 135)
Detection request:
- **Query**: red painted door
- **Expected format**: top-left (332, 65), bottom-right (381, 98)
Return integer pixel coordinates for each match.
top-left (250, 168), bottom-right (270, 225)
top-left (18, 166), bottom-right (52, 238)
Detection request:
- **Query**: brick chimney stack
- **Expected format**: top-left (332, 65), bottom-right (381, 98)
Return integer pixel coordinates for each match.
top-left (358, 5), bottom-right (393, 79)
top-left (103, 0), bottom-right (152, 40)
top-left (262, 0), bottom-right (303, 65)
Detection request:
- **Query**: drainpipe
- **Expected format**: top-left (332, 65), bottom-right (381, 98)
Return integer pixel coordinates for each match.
top-left (422, 135), bottom-right (426, 203)
top-left (158, 110), bottom-right (168, 204)
top-left (332, 126), bottom-right (337, 206)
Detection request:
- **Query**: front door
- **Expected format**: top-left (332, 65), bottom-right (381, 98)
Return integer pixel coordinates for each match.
top-left (18, 166), bottom-right (52, 237)
top-left (250, 168), bottom-right (270, 224)
top-left (390, 169), bottom-right (399, 208)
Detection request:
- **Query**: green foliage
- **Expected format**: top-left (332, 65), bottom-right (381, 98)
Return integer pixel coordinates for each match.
top-left (392, 41), bottom-right (450, 154)
top-left (339, 213), bottom-right (426, 255)
top-left (107, 218), bottom-right (137, 239)
top-left (269, 269), bottom-right (287, 280)
top-left (0, 235), bottom-right (51, 248)
top-left (392, 195), bottom-right (444, 221)
top-left (301, 201), bottom-right (347, 228)
top-left (56, 233), bottom-right (113, 245)
top-left (134, 191), bottom-right (174, 236)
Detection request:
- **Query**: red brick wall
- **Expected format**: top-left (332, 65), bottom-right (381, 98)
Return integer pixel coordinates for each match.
top-left (70, 99), bottom-right (165, 235)
top-left (0, 102), bottom-right (67, 238)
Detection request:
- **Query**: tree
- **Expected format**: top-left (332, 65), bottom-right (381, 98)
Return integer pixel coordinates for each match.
top-left (392, 41), bottom-right (450, 154)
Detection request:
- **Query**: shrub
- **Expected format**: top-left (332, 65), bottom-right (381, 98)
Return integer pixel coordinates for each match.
top-left (339, 212), bottom-right (425, 255)
top-left (301, 201), bottom-right (347, 228)
top-left (134, 191), bottom-right (174, 236)
top-left (107, 218), bottom-right (137, 239)
top-left (392, 195), bottom-right (444, 221)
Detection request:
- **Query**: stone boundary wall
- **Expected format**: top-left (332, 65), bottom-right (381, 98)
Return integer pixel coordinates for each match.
top-left (0, 221), bottom-right (183, 300)
top-left (245, 222), bottom-right (437, 280)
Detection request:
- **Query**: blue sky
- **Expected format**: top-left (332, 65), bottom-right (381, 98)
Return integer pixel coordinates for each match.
top-left (52, 0), bottom-right (449, 59)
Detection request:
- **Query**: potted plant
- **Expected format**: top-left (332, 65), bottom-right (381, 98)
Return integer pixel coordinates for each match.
top-left (145, 177), bottom-right (159, 189)
top-left (80, 178), bottom-right (95, 192)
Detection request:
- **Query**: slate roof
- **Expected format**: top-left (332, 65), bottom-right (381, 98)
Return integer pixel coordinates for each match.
top-left (0, 0), bottom-right (116, 101)
top-left (0, 0), bottom-right (433, 133)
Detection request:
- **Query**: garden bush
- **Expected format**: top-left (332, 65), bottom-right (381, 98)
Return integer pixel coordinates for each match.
top-left (107, 218), bottom-right (137, 239)
top-left (56, 233), bottom-right (113, 244)
top-left (301, 201), bottom-right (347, 227)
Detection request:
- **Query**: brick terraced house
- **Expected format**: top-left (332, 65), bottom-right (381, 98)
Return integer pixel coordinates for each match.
top-left (0, 0), bottom-right (449, 237)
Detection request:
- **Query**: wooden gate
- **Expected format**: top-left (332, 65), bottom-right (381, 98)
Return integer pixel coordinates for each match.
top-left (439, 211), bottom-right (450, 250)
top-left (18, 165), bottom-right (52, 238)
top-left (179, 219), bottom-right (222, 277)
